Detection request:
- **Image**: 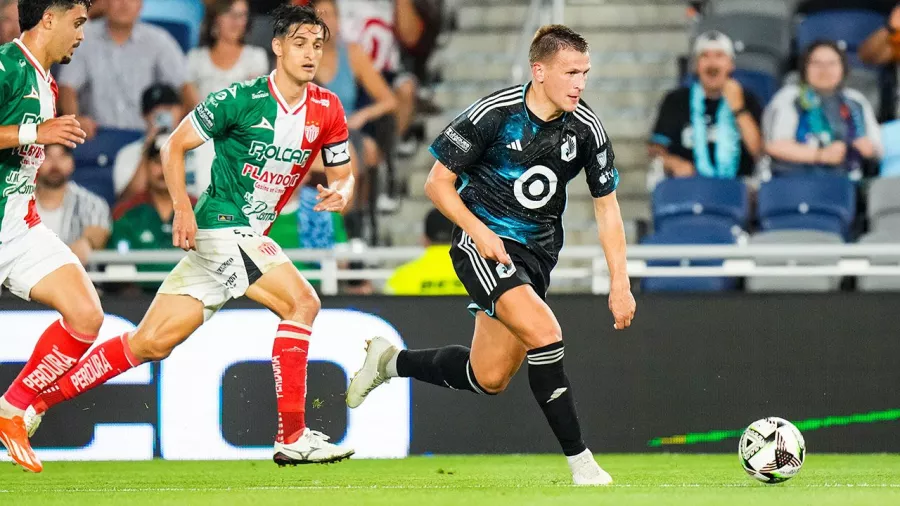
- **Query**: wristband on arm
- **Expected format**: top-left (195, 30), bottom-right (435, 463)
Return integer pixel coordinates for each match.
top-left (18, 124), bottom-right (38, 146)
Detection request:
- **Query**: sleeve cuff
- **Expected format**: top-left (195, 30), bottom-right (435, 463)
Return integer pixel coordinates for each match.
top-left (649, 133), bottom-right (671, 147)
top-left (189, 112), bottom-right (211, 143)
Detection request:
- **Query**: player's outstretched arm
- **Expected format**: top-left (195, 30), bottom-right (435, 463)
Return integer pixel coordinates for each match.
top-left (314, 160), bottom-right (355, 213)
top-left (161, 117), bottom-right (205, 250)
top-left (593, 191), bottom-right (635, 330)
top-left (0, 116), bottom-right (87, 150)
top-left (424, 160), bottom-right (511, 266)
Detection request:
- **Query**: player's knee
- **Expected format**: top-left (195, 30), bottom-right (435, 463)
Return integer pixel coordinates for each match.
top-left (282, 289), bottom-right (320, 323)
top-left (520, 324), bottom-right (562, 349)
top-left (64, 299), bottom-right (104, 336)
top-left (129, 333), bottom-right (174, 362)
top-left (477, 371), bottom-right (511, 394)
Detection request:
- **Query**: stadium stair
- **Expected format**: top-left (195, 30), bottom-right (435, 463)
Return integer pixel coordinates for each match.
top-left (394, 0), bottom-right (690, 259)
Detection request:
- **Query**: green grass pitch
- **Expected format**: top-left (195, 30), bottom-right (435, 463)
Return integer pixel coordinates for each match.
top-left (2, 454), bottom-right (899, 505)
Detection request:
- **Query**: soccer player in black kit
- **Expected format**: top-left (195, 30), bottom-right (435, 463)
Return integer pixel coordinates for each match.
top-left (347, 25), bottom-right (636, 485)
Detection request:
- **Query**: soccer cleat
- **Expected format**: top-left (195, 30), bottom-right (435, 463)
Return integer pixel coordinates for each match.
top-left (0, 415), bottom-right (43, 473)
top-left (24, 405), bottom-right (42, 438)
top-left (272, 428), bottom-right (355, 466)
top-left (346, 337), bottom-right (397, 409)
top-left (568, 449), bottom-right (613, 486)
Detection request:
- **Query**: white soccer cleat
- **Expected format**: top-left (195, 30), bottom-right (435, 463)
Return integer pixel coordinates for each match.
top-left (346, 337), bottom-right (397, 409)
top-left (24, 406), bottom-right (42, 438)
top-left (569, 449), bottom-right (613, 486)
top-left (273, 428), bottom-right (354, 466)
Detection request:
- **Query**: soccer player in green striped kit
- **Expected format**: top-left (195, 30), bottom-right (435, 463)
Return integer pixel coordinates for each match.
top-left (24, 4), bottom-right (357, 466)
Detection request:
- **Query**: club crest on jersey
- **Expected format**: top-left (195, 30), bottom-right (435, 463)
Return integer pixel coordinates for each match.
top-left (259, 241), bottom-right (280, 257)
top-left (597, 148), bottom-right (607, 168)
top-left (561, 134), bottom-right (577, 162)
top-left (305, 123), bottom-right (320, 143)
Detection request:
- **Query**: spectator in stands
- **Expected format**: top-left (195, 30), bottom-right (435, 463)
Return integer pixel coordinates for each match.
top-left (337, 0), bottom-right (425, 147)
top-left (0, 0), bottom-right (17, 44)
top-left (648, 31), bottom-right (763, 186)
top-left (385, 208), bottom-right (466, 295)
top-left (114, 84), bottom-right (213, 201)
top-left (764, 41), bottom-right (882, 178)
top-left (35, 145), bottom-right (112, 265)
top-left (109, 138), bottom-right (196, 291)
top-left (187, 0), bottom-right (269, 100)
top-left (861, 3), bottom-right (900, 117)
top-left (313, 0), bottom-right (397, 206)
top-left (58, 0), bottom-right (199, 136)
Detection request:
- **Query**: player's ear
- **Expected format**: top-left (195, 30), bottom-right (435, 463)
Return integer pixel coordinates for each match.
top-left (533, 62), bottom-right (545, 84)
top-left (272, 37), bottom-right (283, 59)
top-left (42, 8), bottom-right (56, 29)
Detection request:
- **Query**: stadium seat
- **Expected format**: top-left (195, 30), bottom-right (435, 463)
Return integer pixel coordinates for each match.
top-left (757, 174), bottom-right (856, 237)
top-left (146, 19), bottom-right (193, 53)
top-left (696, 13), bottom-right (792, 63)
top-left (652, 177), bottom-right (749, 233)
top-left (640, 224), bottom-right (738, 292)
top-left (745, 229), bottom-right (844, 292)
top-left (71, 165), bottom-right (116, 206)
top-left (141, 0), bottom-right (205, 49)
top-left (72, 129), bottom-right (144, 205)
top-left (867, 176), bottom-right (900, 233)
top-left (856, 231), bottom-right (900, 292)
top-left (796, 10), bottom-right (885, 69)
top-left (708, 0), bottom-right (793, 18)
top-left (879, 120), bottom-right (900, 177)
top-left (731, 68), bottom-right (779, 105)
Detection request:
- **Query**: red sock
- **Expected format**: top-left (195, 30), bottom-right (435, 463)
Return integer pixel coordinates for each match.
top-left (3, 319), bottom-right (96, 410)
top-left (272, 321), bottom-right (311, 444)
top-left (33, 333), bottom-right (141, 413)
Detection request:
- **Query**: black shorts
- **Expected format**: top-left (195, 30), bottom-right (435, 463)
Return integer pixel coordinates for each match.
top-left (449, 227), bottom-right (551, 317)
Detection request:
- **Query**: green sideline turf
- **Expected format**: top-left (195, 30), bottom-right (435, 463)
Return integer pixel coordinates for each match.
top-left (2, 454), bottom-right (899, 506)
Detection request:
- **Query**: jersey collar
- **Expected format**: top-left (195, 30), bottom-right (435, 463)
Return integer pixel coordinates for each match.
top-left (13, 38), bottom-right (50, 82)
top-left (522, 81), bottom-right (567, 128)
top-left (268, 70), bottom-right (308, 115)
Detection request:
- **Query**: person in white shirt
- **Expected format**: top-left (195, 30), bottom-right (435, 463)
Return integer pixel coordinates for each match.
top-left (35, 145), bottom-right (112, 265)
top-left (113, 84), bottom-right (213, 201)
top-left (186, 0), bottom-right (270, 100)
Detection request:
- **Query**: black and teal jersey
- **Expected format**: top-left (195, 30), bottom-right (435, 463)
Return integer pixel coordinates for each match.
top-left (429, 83), bottom-right (619, 267)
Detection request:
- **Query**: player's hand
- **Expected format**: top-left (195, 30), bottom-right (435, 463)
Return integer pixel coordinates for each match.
top-left (36, 116), bottom-right (86, 148)
top-left (609, 281), bottom-right (636, 330)
top-left (471, 227), bottom-right (513, 267)
top-left (172, 202), bottom-right (198, 251)
top-left (314, 184), bottom-right (349, 213)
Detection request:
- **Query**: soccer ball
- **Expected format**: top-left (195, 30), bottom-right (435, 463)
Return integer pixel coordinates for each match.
top-left (738, 417), bottom-right (806, 483)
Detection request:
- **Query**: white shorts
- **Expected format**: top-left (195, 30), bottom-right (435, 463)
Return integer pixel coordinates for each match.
top-left (0, 224), bottom-right (81, 300)
top-left (158, 227), bottom-right (290, 320)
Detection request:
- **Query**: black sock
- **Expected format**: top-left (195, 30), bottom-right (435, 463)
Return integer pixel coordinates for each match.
top-left (395, 346), bottom-right (491, 394)
top-left (526, 341), bottom-right (587, 457)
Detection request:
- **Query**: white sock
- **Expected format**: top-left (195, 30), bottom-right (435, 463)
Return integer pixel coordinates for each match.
top-left (0, 396), bottom-right (25, 418)
top-left (384, 349), bottom-right (400, 378)
top-left (566, 448), bottom-right (593, 467)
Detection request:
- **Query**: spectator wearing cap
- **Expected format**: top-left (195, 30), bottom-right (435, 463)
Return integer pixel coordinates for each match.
top-left (57, 0), bottom-right (199, 136)
top-left (385, 208), bottom-right (466, 296)
top-left (109, 136), bottom-right (198, 291)
top-left (113, 83), bottom-right (214, 201)
top-left (35, 145), bottom-right (112, 265)
top-left (187, 0), bottom-right (270, 100)
top-left (0, 0), bottom-right (18, 44)
top-left (764, 40), bottom-right (882, 178)
top-left (648, 31), bottom-right (763, 188)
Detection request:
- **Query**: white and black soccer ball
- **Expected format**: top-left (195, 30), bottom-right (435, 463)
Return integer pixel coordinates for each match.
top-left (739, 417), bottom-right (806, 483)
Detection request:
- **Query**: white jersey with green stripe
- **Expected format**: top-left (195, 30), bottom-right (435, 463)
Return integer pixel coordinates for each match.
top-left (189, 70), bottom-right (350, 235)
top-left (0, 39), bottom-right (57, 243)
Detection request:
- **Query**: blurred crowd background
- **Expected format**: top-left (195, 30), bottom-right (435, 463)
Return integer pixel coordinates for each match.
top-left (3, 0), bottom-right (900, 295)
